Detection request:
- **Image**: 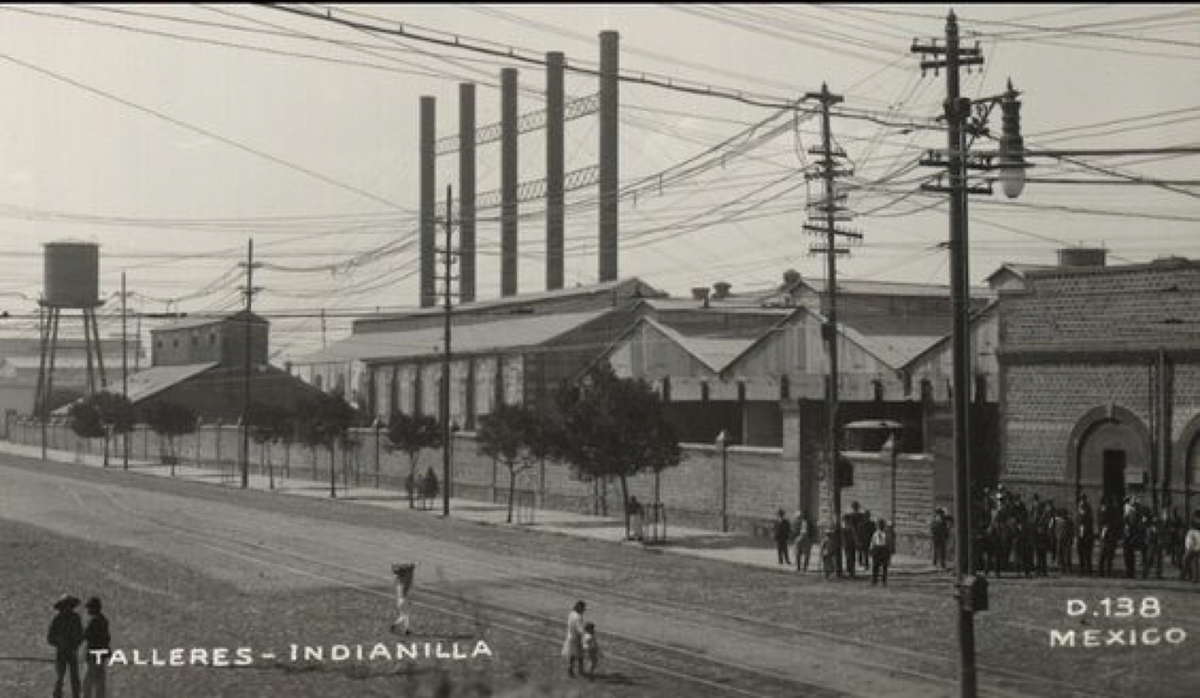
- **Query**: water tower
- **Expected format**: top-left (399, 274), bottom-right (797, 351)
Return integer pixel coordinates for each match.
top-left (34, 241), bottom-right (106, 415)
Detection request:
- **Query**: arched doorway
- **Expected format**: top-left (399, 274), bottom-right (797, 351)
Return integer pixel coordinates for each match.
top-left (1066, 405), bottom-right (1152, 506)
top-left (1173, 414), bottom-right (1200, 516)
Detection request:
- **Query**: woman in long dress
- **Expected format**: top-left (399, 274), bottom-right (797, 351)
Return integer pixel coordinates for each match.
top-left (561, 600), bottom-right (586, 677)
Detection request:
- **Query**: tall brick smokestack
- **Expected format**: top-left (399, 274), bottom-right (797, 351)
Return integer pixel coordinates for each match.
top-left (459, 83), bottom-right (477, 303)
top-left (500, 68), bottom-right (519, 296)
top-left (598, 31), bottom-right (619, 282)
top-left (546, 52), bottom-right (565, 291)
top-left (419, 96), bottom-right (436, 307)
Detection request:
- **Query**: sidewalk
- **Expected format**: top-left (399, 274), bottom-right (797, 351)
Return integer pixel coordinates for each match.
top-left (0, 440), bottom-right (945, 577)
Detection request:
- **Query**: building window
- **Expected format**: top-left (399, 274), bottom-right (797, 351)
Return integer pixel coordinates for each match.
top-left (873, 379), bottom-right (884, 403)
top-left (920, 379), bottom-right (934, 405)
top-left (314, 374), bottom-right (324, 391)
top-left (172, 338), bottom-right (179, 348)
top-left (209, 333), bottom-right (216, 345)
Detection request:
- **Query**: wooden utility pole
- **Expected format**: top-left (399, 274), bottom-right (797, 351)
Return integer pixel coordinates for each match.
top-left (239, 239), bottom-right (261, 490)
top-left (914, 11), bottom-right (986, 698)
top-left (439, 185), bottom-right (458, 516)
top-left (122, 271), bottom-right (129, 470)
top-left (803, 83), bottom-right (860, 577)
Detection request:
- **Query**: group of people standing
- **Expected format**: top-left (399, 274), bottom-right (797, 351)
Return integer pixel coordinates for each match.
top-left (774, 503), bottom-right (895, 585)
top-left (973, 486), bottom-right (1200, 582)
top-left (46, 595), bottom-right (109, 698)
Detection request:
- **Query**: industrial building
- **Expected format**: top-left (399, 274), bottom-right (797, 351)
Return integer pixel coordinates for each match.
top-left (124, 310), bottom-right (322, 421)
top-left (997, 250), bottom-right (1200, 515)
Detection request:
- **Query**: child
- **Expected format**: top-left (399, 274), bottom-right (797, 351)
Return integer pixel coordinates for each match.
top-left (582, 622), bottom-right (602, 679)
top-left (820, 528), bottom-right (838, 579)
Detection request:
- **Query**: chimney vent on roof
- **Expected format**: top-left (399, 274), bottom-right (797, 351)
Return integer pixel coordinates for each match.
top-left (1057, 247), bottom-right (1107, 268)
top-left (691, 286), bottom-right (711, 308)
top-left (712, 281), bottom-right (732, 300)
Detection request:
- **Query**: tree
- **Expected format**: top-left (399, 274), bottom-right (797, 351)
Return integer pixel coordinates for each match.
top-left (248, 402), bottom-right (290, 489)
top-left (385, 412), bottom-right (442, 508)
top-left (67, 391), bottom-right (135, 467)
top-left (476, 404), bottom-right (546, 524)
top-left (558, 365), bottom-right (682, 535)
top-left (295, 393), bottom-right (357, 498)
top-left (143, 401), bottom-right (198, 475)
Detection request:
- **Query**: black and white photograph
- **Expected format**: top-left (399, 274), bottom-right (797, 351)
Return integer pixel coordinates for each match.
top-left (0, 4), bottom-right (1198, 697)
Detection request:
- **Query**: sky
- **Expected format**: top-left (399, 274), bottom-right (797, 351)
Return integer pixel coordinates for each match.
top-left (0, 4), bottom-right (1197, 360)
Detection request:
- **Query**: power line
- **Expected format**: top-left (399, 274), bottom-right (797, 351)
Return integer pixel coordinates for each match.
top-left (0, 49), bottom-right (409, 212)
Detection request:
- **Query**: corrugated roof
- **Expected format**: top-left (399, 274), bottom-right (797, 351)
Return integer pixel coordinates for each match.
top-left (125, 362), bottom-right (218, 403)
top-left (642, 317), bottom-right (759, 374)
top-left (295, 310), bottom-right (610, 365)
top-left (152, 311), bottom-right (267, 334)
top-left (640, 298), bottom-right (794, 315)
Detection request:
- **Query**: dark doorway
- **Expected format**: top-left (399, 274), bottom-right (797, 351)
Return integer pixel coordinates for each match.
top-left (1102, 450), bottom-right (1126, 503)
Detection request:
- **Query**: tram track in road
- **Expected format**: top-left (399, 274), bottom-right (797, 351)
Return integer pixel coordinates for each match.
top-left (132, 499), bottom-right (1102, 698)
top-left (88, 484), bottom-right (836, 698)
top-left (10, 458), bottom-right (1120, 698)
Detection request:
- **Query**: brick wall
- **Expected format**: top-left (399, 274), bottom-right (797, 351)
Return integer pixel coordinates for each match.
top-left (7, 420), bottom-right (801, 536)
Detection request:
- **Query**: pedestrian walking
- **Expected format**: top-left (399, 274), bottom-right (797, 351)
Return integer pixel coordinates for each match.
top-left (870, 519), bottom-right (891, 586)
top-left (81, 597), bottom-right (109, 698)
top-left (48, 594), bottom-right (83, 698)
top-left (773, 509), bottom-right (792, 565)
top-left (562, 601), bottom-right (587, 678)
top-left (793, 511), bottom-right (812, 573)
top-left (390, 563), bottom-right (416, 635)
top-left (1098, 509), bottom-right (1121, 578)
top-left (841, 514), bottom-right (858, 578)
top-left (1053, 508), bottom-right (1074, 574)
top-left (1123, 503), bottom-right (1145, 579)
top-left (930, 508), bottom-right (950, 570)
top-left (582, 622), bottom-right (602, 680)
top-left (629, 496), bottom-right (645, 542)
top-left (1033, 503), bottom-right (1052, 577)
top-left (1143, 514), bottom-right (1163, 580)
top-left (1077, 495), bottom-right (1095, 576)
top-left (1182, 513), bottom-right (1200, 583)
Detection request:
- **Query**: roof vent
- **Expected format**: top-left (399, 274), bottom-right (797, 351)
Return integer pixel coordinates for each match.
top-left (1057, 247), bottom-right (1107, 268)
top-left (712, 281), bottom-right (732, 300)
top-left (691, 287), bottom-right (711, 308)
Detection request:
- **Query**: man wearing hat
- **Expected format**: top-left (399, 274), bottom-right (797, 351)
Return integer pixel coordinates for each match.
top-left (47, 594), bottom-right (83, 698)
top-left (82, 597), bottom-right (110, 698)
top-left (391, 564), bottom-right (416, 635)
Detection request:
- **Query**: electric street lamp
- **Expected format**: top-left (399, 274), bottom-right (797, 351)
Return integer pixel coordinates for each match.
top-left (996, 81), bottom-right (1027, 200)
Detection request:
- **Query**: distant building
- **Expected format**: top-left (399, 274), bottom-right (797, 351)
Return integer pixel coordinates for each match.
top-left (0, 334), bottom-right (140, 416)
top-left (292, 278), bottom-right (663, 422)
top-left (123, 311), bottom-right (321, 421)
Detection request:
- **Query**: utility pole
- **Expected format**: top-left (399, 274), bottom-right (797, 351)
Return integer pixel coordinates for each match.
top-left (803, 83), bottom-right (861, 577)
top-left (912, 12), bottom-right (985, 698)
top-left (121, 271), bottom-right (129, 470)
top-left (438, 185), bottom-right (459, 517)
top-left (239, 239), bottom-right (262, 490)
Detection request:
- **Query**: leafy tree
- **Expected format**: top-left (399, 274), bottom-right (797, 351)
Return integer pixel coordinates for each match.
top-left (476, 404), bottom-right (546, 524)
top-left (295, 393), bottom-right (357, 498)
top-left (247, 402), bottom-right (290, 489)
top-left (143, 401), bottom-right (198, 474)
top-left (67, 391), bottom-right (135, 467)
top-left (558, 365), bottom-right (682, 535)
top-left (385, 412), bottom-right (442, 508)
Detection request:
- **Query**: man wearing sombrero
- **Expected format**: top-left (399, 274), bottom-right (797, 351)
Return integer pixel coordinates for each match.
top-left (47, 594), bottom-right (83, 698)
